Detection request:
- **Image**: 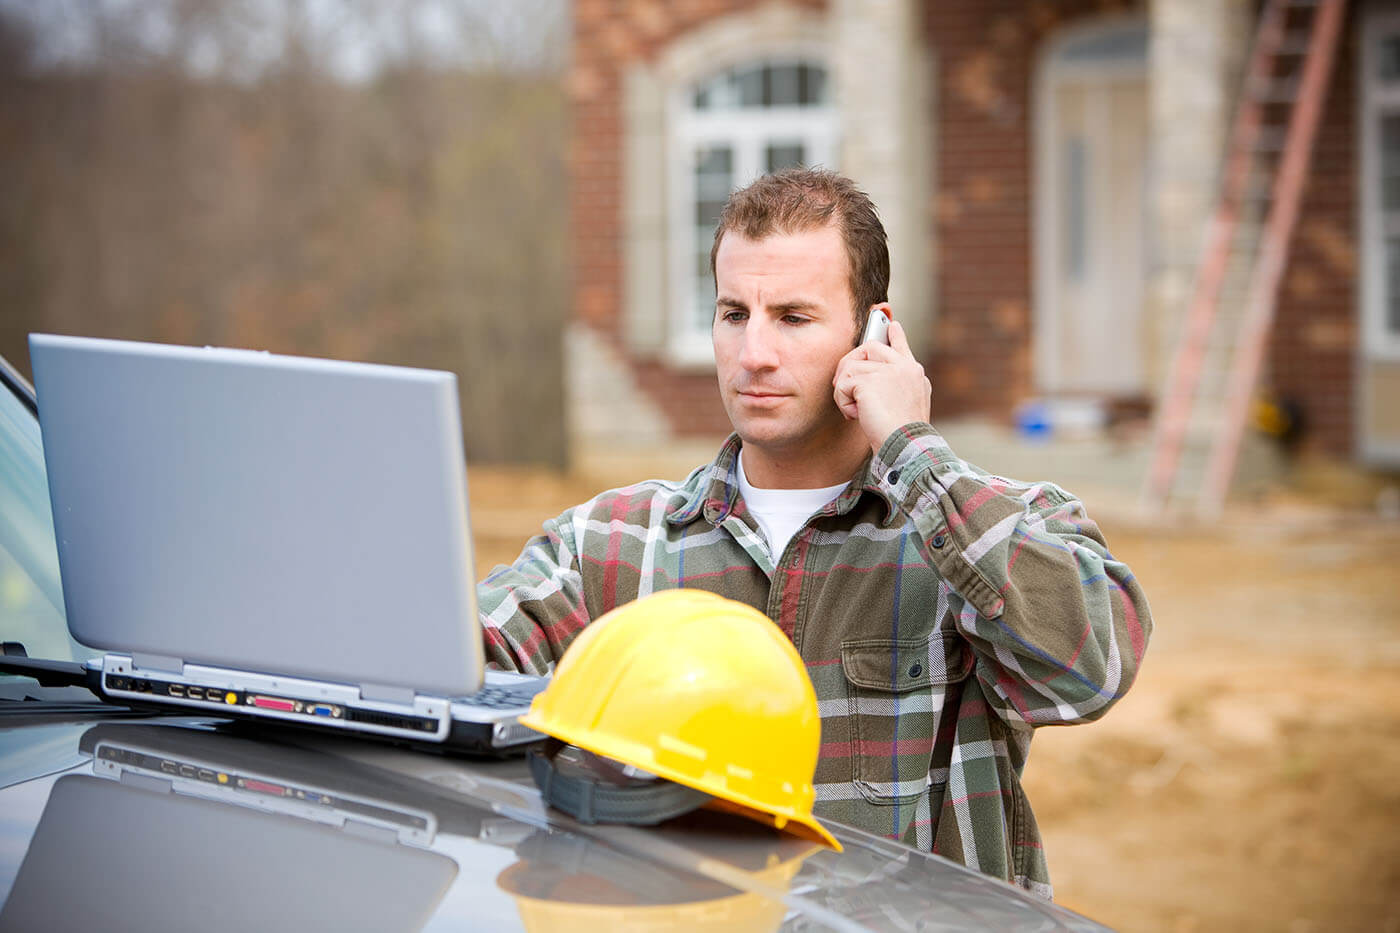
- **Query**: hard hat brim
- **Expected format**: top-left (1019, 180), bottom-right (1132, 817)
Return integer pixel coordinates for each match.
top-left (520, 710), bottom-right (842, 851)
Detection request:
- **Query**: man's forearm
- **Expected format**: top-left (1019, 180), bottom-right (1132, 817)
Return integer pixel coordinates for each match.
top-left (477, 520), bottom-right (591, 675)
top-left (875, 422), bottom-right (1153, 727)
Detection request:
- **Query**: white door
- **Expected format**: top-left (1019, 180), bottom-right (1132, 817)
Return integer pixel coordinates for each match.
top-left (1035, 21), bottom-right (1149, 396)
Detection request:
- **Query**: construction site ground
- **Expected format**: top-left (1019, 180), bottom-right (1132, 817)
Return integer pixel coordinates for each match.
top-left (466, 436), bottom-right (1400, 933)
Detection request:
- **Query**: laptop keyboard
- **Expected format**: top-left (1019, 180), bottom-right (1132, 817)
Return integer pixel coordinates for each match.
top-left (454, 679), bottom-right (547, 710)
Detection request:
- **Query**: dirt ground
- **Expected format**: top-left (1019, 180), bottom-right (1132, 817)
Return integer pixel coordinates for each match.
top-left (466, 461), bottom-right (1400, 933)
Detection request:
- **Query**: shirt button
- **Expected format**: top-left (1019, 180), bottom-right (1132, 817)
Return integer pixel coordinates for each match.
top-left (908, 662), bottom-right (923, 678)
top-left (887, 470), bottom-right (901, 484)
top-left (932, 534), bottom-right (947, 549)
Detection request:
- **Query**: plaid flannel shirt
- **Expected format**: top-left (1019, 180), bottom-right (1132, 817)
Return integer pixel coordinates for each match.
top-left (479, 423), bottom-right (1152, 898)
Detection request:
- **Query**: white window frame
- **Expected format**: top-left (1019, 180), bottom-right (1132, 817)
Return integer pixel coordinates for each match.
top-left (665, 58), bottom-right (837, 367)
top-left (1360, 7), bottom-right (1400, 362)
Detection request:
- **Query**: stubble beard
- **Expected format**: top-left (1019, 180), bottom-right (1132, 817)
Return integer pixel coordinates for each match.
top-left (729, 393), bottom-right (853, 461)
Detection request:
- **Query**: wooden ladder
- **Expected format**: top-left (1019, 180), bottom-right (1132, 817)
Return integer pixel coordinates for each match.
top-left (1141, 0), bottom-right (1347, 517)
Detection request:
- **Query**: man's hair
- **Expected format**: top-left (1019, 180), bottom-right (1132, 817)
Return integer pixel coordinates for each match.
top-left (709, 168), bottom-right (890, 327)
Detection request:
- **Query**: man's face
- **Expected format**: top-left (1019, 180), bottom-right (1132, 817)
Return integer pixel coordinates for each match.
top-left (712, 224), bottom-right (860, 458)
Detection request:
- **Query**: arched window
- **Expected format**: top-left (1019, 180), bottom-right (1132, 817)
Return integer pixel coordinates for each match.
top-left (666, 59), bottom-right (837, 364)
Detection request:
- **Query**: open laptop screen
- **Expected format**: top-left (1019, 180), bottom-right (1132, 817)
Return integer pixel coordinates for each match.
top-left (29, 334), bottom-right (483, 698)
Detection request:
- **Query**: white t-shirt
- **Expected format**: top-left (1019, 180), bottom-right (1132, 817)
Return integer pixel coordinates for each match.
top-left (737, 451), bottom-right (850, 561)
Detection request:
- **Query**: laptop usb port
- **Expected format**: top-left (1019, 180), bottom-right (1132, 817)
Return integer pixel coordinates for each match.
top-left (167, 684), bottom-right (185, 697)
top-left (186, 686), bottom-right (203, 700)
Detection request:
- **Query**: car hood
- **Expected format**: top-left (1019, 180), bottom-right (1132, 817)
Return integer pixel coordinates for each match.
top-left (0, 716), bottom-right (1111, 932)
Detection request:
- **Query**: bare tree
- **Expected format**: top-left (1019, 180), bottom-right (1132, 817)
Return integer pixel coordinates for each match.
top-left (0, 0), bottom-right (569, 465)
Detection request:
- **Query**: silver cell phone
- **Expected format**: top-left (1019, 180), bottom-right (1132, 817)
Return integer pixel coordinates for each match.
top-left (861, 309), bottom-right (890, 346)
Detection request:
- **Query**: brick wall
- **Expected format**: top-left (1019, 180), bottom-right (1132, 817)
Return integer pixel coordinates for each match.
top-left (574, 0), bottom-right (1359, 452)
top-left (1268, 3), bottom-right (1359, 459)
top-left (922, 0), bottom-right (1139, 422)
top-left (571, 0), bottom-right (824, 439)
top-left (572, 0), bottom-right (1138, 436)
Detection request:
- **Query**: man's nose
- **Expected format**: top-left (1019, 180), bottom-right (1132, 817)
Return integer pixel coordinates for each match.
top-left (739, 317), bottom-right (779, 370)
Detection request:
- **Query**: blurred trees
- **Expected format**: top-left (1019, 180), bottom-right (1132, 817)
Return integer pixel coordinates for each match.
top-left (0, 0), bottom-right (569, 466)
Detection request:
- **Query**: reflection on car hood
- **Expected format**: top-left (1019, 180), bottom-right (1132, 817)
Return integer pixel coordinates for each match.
top-left (0, 717), bottom-right (1112, 932)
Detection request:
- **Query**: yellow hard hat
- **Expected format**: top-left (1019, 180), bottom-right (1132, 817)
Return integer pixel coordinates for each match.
top-left (520, 589), bottom-right (840, 850)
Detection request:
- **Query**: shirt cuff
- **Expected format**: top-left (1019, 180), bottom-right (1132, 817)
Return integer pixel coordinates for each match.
top-left (871, 422), bottom-right (1007, 618)
top-left (872, 423), bottom-right (958, 505)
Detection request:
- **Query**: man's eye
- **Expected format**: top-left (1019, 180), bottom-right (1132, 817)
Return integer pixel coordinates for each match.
top-left (720, 309), bottom-right (747, 323)
top-left (781, 315), bottom-right (809, 325)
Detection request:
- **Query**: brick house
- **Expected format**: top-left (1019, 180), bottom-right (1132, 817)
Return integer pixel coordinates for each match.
top-left (566, 0), bottom-right (1400, 475)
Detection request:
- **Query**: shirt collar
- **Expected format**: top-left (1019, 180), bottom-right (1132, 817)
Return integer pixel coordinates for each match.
top-left (666, 434), bottom-right (901, 527)
top-left (666, 434), bottom-right (744, 527)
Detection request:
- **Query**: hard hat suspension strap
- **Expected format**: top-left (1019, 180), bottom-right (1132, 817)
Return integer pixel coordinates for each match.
top-left (528, 740), bottom-right (712, 826)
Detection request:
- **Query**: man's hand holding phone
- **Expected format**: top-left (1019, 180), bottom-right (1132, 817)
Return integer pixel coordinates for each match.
top-left (834, 310), bottom-right (932, 457)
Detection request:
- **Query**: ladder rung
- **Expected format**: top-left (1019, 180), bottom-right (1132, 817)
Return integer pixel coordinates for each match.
top-left (1275, 30), bottom-right (1313, 55)
top-left (1252, 126), bottom-right (1289, 153)
top-left (1184, 417), bottom-right (1228, 443)
top-left (1250, 77), bottom-right (1300, 104)
top-left (1224, 233), bottom-right (1261, 257)
top-left (1239, 174), bottom-right (1275, 202)
top-left (1215, 298), bottom-right (1253, 322)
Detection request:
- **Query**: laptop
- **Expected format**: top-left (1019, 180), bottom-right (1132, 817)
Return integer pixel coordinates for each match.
top-left (28, 333), bottom-right (547, 752)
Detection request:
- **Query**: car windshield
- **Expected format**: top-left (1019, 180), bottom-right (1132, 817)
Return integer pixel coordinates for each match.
top-left (0, 363), bottom-right (97, 670)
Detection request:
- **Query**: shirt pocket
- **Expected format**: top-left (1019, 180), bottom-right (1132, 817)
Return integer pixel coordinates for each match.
top-left (841, 631), bottom-right (973, 806)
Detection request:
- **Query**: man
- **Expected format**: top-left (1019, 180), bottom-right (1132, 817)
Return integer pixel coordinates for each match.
top-left (479, 168), bottom-right (1152, 898)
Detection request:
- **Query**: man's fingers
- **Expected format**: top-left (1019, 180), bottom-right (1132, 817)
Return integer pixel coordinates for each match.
top-left (833, 379), bottom-right (860, 420)
top-left (833, 349), bottom-right (872, 384)
top-left (837, 362), bottom-right (884, 383)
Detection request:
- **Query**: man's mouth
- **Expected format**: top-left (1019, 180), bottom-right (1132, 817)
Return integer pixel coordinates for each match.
top-left (735, 390), bottom-right (790, 411)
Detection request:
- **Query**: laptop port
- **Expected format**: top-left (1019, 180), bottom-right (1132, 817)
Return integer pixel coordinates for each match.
top-left (344, 708), bottom-right (439, 733)
top-left (168, 684), bottom-right (185, 697)
top-left (186, 686), bottom-right (203, 700)
top-left (243, 779), bottom-right (287, 797)
top-left (250, 695), bottom-right (296, 713)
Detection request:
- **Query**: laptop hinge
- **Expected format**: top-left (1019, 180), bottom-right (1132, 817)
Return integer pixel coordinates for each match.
top-left (342, 820), bottom-right (398, 844)
top-left (359, 682), bottom-right (416, 705)
top-left (131, 652), bottom-right (184, 675)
